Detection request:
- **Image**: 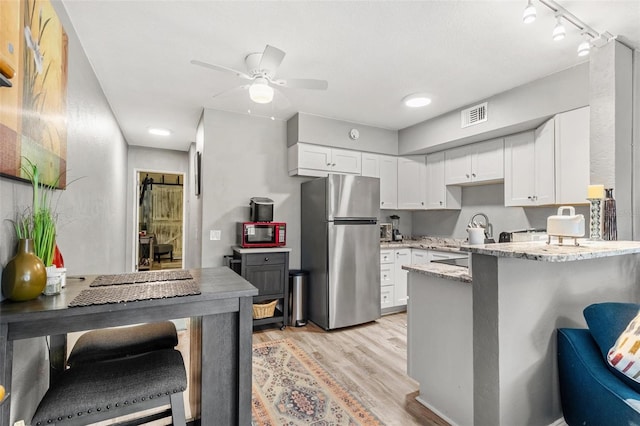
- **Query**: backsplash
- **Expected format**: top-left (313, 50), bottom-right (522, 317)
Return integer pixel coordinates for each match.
top-left (412, 184), bottom-right (589, 240)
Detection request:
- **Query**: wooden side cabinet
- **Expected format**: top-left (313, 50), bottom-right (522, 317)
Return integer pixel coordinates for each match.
top-left (232, 247), bottom-right (290, 329)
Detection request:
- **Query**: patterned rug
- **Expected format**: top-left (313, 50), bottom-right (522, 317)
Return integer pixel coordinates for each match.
top-left (252, 338), bottom-right (383, 426)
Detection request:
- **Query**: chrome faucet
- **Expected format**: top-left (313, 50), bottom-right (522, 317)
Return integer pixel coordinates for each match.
top-left (469, 213), bottom-right (493, 239)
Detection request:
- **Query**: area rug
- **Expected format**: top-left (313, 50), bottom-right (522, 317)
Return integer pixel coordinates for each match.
top-left (252, 338), bottom-right (383, 426)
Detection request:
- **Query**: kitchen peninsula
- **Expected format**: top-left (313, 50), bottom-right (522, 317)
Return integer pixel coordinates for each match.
top-left (405, 240), bottom-right (640, 426)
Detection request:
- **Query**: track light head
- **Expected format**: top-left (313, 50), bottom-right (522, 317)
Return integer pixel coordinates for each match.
top-left (552, 16), bottom-right (566, 41)
top-left (577, 40), bottom-right (591, 56)
top-left (523, 0), bottom-right (536, 24)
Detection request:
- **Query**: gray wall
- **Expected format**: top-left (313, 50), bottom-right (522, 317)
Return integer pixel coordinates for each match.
top-left (399, 63), bottom-right (590, 155)
top-left (126, 146), bottom-right (190, 271)
top-left (412, 184), bottom-right (589, 240)
top-left (201, 109), bottom-right (311, 269)
top-left (0, 1), bottom-right (129, 422)
top-left (287, 112), bottom-right (398, 154)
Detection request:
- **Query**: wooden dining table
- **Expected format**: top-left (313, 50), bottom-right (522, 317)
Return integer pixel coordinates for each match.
top-left (0, 267), bottom-right (257, 426)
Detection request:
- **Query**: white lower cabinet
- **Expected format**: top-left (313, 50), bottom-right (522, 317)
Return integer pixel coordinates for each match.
top-left (393, 249), bottom-right (410, 306)
top-left (380, 248), bottom-right (410, 310)
top-left (411, 249), bottom-right (430, 265)
top-left (381, 285), bottom-right (394, 309)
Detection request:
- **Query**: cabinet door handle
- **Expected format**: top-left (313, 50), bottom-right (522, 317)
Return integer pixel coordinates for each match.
top-left (466, 174), bottom-right (470, 178)
top-left (332, 163), bottom-right (336, 166)
top-left (326, 163), bottom-right (331, 166)
top-left (472, 173), bottom-right (476, 178)
top-left (528, 196), bottom-right (532, 200)
top-left (264, 257), bottom-right (269, 262)
top-left (439, 201), bottom-right (443, 205)
top-left (381, 201), bottom-right (385, 205)
top-left (421, 201), bottom-right (424, 205)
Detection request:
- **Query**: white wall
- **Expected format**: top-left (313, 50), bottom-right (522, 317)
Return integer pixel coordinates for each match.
top-left (126, 146), bottom-right (190, 271)
top-left (399, 63), bottom-right (589, 155)
top-left (201, 109), bottom-right (311, 269)
top-left (0, 1), bottom-right (129, 422)
top-left (288, 112), bottom-right (398, 155)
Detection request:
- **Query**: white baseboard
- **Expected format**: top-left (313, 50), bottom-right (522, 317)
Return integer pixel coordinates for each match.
top-left (415, 395), bottom-right (462, 426)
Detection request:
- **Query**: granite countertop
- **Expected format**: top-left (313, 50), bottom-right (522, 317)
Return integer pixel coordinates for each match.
top-left (460, 240), bottom-right (640, 262)
top-left (402, 263), bottom-right (472, 283)
top-left (381, 237), bottom-right (466, 253)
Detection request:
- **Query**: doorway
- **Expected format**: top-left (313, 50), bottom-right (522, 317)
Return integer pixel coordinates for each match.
top-left (136, 170), bottom-right (185, 271)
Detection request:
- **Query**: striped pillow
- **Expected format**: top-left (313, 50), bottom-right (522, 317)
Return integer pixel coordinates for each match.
top-left (608, 312), bottom-right (640, 387)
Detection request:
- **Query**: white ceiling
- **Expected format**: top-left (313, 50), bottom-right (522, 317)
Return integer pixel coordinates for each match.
top-left (61, 0), bottom-right (640, 152)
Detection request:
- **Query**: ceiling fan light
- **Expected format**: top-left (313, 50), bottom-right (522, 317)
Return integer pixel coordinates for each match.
top-left (403, 94), bottom-right (432, 108)
top-left (523, 0), bottom-right (536, 24)
top-left (249, 78), bottom-right (274, 104)
top-left (552, 17), bottom-right (566, 41)
top-left (577, 40), bottom-right (591, 56)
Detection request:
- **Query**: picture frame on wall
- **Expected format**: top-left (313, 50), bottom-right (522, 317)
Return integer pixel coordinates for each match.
top-left (194, 151), bottom-right (201, 196)
top-left (0, 0), bottom-right (69, 188)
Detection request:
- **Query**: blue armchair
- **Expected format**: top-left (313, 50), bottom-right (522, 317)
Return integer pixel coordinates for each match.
top-left (558, 303), bottom-right (640, 425)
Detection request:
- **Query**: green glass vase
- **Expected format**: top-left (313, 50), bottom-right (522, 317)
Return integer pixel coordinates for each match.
top-left (2, 239), bottom-right (47, 301)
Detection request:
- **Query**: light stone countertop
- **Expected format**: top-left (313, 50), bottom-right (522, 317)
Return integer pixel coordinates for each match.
top-left (381, 237), bottom-right (466, 253)
top-left (402, 263), bottom-right (472, 283)
top-left (459, 239), bottom-right (640, 262)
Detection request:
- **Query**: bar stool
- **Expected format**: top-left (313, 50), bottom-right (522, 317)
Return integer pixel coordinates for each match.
top-left (66, 321), bottom-right (178, 367)
top-left (32, 349), bottom-right (187, 426)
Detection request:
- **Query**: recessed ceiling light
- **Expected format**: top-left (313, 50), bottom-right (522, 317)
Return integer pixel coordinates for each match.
top-left (403, 94), bottom-right (432, 108)
top-left (148, 127), bottom-right (172, 136)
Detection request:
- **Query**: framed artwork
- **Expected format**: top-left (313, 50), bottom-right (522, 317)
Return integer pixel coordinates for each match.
top-left (194, 151), bottom-right (201, 196)
top-left (0, 0), bottom-right (69, 188)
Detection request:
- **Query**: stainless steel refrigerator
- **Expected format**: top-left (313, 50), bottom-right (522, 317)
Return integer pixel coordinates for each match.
top-left (301, 174), bottom-right (381, 330)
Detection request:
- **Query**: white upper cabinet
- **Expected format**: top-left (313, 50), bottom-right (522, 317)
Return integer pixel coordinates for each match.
top-left (555, 106), bottom-right (590, 204)
top-left (361, 153), bottom-right (398, 209)
top-left (445, 138), bottom-right (504, 185)
top-left (397, 156), bottom-right (426, 210)
top-left (504, 121), bottom-right (555, 206)
top-left (504, 131), bottom-right (536, 206)
top-left (288, 143), bottom-right (361, 177)
top-left (425, 152), bottom-right (461, 210)
top-left (505, 106), bottom-right (589, 207)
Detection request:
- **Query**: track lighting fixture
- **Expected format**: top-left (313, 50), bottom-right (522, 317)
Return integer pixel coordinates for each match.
top-left (552, 16), bottom-right (566, 41)
top-left (523, 0), bottom-right (536, 24)
top-left (522, 0), bottom-right (615, 57)
top-left (577, 39), bottom-right (591, 57)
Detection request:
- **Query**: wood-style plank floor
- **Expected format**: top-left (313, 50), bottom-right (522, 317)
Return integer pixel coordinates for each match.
top-left (253, 312), bottom-right (449, 426)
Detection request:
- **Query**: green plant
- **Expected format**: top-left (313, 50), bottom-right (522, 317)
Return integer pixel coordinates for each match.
top-left (13, 159), bottom-right (60, 267)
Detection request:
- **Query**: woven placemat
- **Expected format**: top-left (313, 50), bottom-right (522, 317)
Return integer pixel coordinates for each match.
top-left (70, 279), bottom-right (201, 307)
top-left (91, 270), bottom-right (193, 287)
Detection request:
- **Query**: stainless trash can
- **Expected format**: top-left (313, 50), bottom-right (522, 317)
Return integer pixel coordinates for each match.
top-left (289, 270), bottom-right (308, 327)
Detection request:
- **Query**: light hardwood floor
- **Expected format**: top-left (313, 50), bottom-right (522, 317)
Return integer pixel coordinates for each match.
top-left (253, 313), bottom-right (449, 426)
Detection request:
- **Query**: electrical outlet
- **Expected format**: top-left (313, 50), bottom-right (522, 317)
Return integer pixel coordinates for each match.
top-left (210, 230), bottom-right (221, 241)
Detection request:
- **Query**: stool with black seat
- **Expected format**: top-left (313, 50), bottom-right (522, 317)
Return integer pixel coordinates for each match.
top-left (32, 348), bottom-right (187, 426)
top-left (66, 321), bottom-right (178, 368)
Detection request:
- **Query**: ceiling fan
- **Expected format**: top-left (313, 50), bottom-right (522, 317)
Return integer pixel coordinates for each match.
top-left (191, 44), bottom-right (328, 104)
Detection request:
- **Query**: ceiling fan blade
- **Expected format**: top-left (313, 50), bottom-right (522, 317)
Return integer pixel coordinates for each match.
top-left (190, 59), bottom-right (252, 80)
top-left (258, 45), bottom-right (286, 72)
top-left (211, 84), bottom-right (250, 99)
top-left (274, 78), bottom-right (328, 90)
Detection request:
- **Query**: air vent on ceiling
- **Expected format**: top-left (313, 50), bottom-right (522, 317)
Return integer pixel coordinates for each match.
top-left (461, 102), bottom-right (487, 128)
